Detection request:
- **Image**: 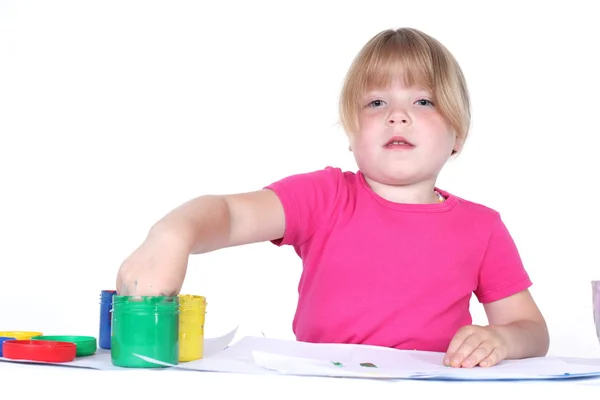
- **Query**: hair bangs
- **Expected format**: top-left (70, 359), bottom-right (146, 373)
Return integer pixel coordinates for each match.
top-left (358, 33), bottom-right (434, 96)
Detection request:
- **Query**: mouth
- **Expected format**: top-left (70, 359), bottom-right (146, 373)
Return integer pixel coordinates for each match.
top-left (384, 136), bottom-right (414, 148)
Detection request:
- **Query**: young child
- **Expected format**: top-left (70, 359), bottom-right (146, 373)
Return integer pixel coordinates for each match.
top-left (116, 27), bottom-right (549, 368)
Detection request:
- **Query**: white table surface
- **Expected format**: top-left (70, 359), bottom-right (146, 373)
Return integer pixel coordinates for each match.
top-left (2, 358), bottom-right (600, 399)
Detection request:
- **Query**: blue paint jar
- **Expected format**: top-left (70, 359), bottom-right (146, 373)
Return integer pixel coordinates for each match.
top-left (0, 337), bottom-right (15, 357)
top-left (99, 290), bottom-right (116, 349)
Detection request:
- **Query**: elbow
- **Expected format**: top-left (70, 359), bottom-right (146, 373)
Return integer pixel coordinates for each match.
top-left (520, 316), bottom-right (549, 357)
top-left (537, 319), bottom-right (550, 357)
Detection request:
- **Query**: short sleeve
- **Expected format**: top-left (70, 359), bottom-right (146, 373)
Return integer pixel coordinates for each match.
top-left (264, 167), bottom-right (343, 247)
top-left (474, 213), bottom-right (532, 304)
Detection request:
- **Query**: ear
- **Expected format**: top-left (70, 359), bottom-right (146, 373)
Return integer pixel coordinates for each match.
top-left (452, 135), bottom-right (464, 155)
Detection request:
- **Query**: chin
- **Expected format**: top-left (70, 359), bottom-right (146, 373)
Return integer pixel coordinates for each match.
top-left (381, 177), bottom-right (420, 186)
top-left (367, 172), bottom-right (421, 186)
top-left (358, 160), bottom-right (434, 186)
top-left (385, 167), bottom-right (421, 182)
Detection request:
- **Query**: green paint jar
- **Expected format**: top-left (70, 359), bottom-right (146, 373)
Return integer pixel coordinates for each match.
top-left (111, 295), bottom-right (179, 368)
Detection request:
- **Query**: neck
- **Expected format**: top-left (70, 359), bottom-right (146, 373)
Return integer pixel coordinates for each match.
top-left (363, 175), bottom-right (440, 204)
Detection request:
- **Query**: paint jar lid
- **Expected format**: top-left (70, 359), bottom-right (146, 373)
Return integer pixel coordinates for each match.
top-left (0, 336), bottom-right (16, 357)
top-left (31, 335), bottom-right (97, 357)
top-left (2, 339), bottom-right (76, 363)
top-left (0, 331), bottom-right (43, 340)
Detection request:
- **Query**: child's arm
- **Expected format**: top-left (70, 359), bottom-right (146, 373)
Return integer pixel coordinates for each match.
top-left (482, 289), bottom-right (549, 358)
top-left (115, 189), bottom-right (285, 296)
top-left (155, 190), bottom-right (286, 254)
top-left (444, 289), bottom-right (549, 368)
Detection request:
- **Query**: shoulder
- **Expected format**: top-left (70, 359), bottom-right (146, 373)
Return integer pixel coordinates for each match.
top-left (438, 190), bottom-right (513, 243)
top-left (442, 191), bottom-right (522, 259)
top-left (263, 167), bottom-right (358, 246)
top-left (265, 166), bottom-right (358, 193)
top-left (275, 166), bottom-right (356, 182)
top-left (442, 189), bottom-right (502, 220)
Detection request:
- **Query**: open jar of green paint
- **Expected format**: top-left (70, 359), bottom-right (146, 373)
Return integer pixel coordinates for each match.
top-left (111, 295), bottom-right (179, 368)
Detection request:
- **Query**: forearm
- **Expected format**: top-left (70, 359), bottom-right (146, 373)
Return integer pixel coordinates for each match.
top-left (148, 195), bottom-right (232, 255)
top-left (491, 319), bottom-right (549, 359)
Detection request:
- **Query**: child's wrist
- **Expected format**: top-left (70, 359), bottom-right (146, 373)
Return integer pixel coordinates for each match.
top-left (487, 320), bottom-right (545, 360)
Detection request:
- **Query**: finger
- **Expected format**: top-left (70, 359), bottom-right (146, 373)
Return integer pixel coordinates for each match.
top-left (446, 326), bottom-right (475, 355)
top-left (444, 326), bottom-right (477, 366)
top-left (120, 282), bottom-right (129, 296)
top-left (448, 334), bottom-right (483, 368)
top-left (461, 344), bottom-right (493, 368)
top-left (479, 347), bottom-right (505, 367)
top-left (115, 276), bottom-right (122, 295)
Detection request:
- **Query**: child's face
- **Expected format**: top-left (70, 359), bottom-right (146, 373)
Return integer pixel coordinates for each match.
top-left (350, 79), bottom-right (460, 186)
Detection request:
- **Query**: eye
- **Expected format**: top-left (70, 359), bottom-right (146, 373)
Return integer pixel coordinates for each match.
top-left (367, 99), bottom-right (386, 108)
top-left (415, 99), bottom-right (434, 107)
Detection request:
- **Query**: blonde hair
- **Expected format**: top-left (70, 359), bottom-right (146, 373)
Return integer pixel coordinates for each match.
top-left (339, 28), bottom-right (471, 151)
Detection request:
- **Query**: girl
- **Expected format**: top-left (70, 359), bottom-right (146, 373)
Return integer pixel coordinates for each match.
top-left (116, 27), bottom-right (549, 368)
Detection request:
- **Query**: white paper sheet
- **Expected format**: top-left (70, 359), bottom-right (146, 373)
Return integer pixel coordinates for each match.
top-left (133, 332), bottom-right (279, 375)
top-left (3, 333), bottom-right (600, 381)
top-left (0, 326), bottom-right (239, 370)
top-left (137, 336), bottom-right (600, 381)
top-left (251, 349), bottom-right (600, 380)
top-left (238, 336), bottom-right (600, 380)
top-left (202, 325), bottom-right (239, 357)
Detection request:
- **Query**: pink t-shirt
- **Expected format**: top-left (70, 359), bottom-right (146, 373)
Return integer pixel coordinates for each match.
top-left (265, 167), bottom-right (532, 352)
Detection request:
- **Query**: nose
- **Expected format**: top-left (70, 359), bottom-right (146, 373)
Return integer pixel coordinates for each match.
top-left (387, 109), bottom-right (411, 126)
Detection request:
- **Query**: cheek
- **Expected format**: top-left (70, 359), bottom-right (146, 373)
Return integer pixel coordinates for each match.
top-left (351, 134), bottom-right (378, 153)
top-left (353, 122), bottom-right (376, 148)
top-left (349, 137), bottom-right (378, 169)
top-left (357, 112), bottom-right (380, 130)
top-left (422, 119), bottom-right (455, 146)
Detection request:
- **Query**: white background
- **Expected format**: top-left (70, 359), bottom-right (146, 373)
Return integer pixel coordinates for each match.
top-left (1, 0), bottom-right (598, 360)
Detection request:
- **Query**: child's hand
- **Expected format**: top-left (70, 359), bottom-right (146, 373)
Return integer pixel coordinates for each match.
top-left (115, 231), bottom-right (189, 297)
top-left (443, 325), bottom-right (508, 368)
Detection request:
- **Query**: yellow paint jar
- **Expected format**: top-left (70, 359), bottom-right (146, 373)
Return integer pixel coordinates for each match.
top-left (178, 294), bottom-right (206, 362)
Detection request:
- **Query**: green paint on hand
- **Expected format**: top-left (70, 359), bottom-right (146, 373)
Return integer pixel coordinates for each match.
top-left (331, 361), bottom-right (343, 367)
top-left (360, 362), bottom-right (377, 368)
